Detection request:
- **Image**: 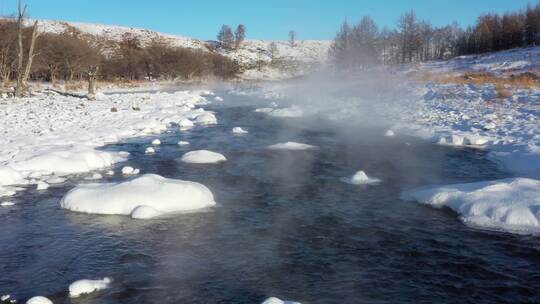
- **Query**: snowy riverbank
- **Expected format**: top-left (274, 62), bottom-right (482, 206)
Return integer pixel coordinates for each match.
top-left (0, 89), bottom-right (220, 198)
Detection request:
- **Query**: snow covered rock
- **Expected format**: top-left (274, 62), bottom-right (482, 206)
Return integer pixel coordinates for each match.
top-left (36, 181), bottom-right (50, 190)
top-left (177, 141), bottom-right (190, 146)
top-left (180, 150), bottom-right (227, 164)
top-left (267, 142), bottom-right (317, 150)
top-left (343, 170), bottom-right (381, 185)
top-left (1, 201), bottom-right (15, 207)
top-left (26, 296), bottom-right (53, 304)
top-left (121, 166), bottom-right (140, 175)
top-left (402, 178), bottom-right (540, 234)
top-left (262, 297), bottom-right (301, 304)
top-left (130, 205), bottom-right (163, 219)
top-left (151, 139), bottom-right (161, 145)
top-left (195, 112), bottom-right (217, 125)
top-left (69, 277), bottom-right (111, 298)
top-left (145, 147), bottom-right (156, 154)
top-left (384, 130), bottom-right (395, 137)
top-left (60, 174), bottom-right (215, 219)
top-left (232, 127), bottom-right (249, 134)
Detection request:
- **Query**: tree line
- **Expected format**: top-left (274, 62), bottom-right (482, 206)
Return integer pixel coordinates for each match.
top-left (330, 2), bottom-right (540, 68)
top-left (1, 4), bottom-right (240, 96)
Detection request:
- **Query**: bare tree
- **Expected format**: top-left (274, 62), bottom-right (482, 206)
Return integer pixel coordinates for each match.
top-left (217, 25), bottom-right (234, 50)
top-left (15, 0), bottom-right (39, 97)
top-left (234, 24), bottom-right (246, 49)
top-left (268, 42), bottom-right (279, 60)
top-left (288, 30), bottom-right (296, 47)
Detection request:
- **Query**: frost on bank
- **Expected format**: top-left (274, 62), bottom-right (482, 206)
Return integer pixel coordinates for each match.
top-left (60, 174), bottom-right (215, 219)
top-left (403, 178), bottom-right (540, 234)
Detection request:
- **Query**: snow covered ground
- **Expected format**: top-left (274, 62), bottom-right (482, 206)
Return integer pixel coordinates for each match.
top-left (0, 89), bottom-right (217, 198)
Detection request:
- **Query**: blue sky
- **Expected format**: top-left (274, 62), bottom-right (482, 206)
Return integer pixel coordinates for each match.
top-left (0, 0), bottom-right (535, 40)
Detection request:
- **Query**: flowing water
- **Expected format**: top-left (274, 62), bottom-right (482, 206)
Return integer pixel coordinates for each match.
top-left (1, 90), bottom-right (539, 304)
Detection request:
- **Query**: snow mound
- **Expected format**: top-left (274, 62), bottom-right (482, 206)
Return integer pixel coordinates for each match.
top-left (195, 113), bottom-right (217, 125)
top-left (60, 174), bottom-right (216, 219)
top-left (181, 150), bottom-right (227, 164)
top-left (268, 142), bottom-right (317, 150)
top-left (402, 178), bottom-right (540, 234)
top-left (121, 166), bottom-right (140, 175)
top-left (151, 139), bottom-right (161, 145)
top-left (69, 277), bottom-right (111, 298)
top-left (232, 127), bottom-right (249, 134)
top-left (262, 297), bottom-right (301, 304)
top-left (145, 147), bottom-right (156, 154)
top-left (26, 296), bottom-right (53, 304)
top-left (343, 170), bottom-right (382, 185)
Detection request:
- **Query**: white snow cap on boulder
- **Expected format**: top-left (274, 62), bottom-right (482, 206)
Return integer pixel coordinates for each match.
top-left (69, 277), bottom-right (111, 298)
top-left (268, 142), bottom-right (317, 150)
top-left (232, 127), bottom-right (249, 134)
top-left (60, 174), bottom-right (216, 219)
top-left (181, 150), bottom-right (226, 164)
top-left (26, 296), bottom-right (53, 304)
top-left (343, 170), bottom-right (381, 185)
top-left (262, 297), bottom-right (301, 304)
top-left (195, 112), bottom-right (217, 125)
top-left (402, 178), bottom-right (540, 234)
top-left (152, 139), bottom-right (161, 145)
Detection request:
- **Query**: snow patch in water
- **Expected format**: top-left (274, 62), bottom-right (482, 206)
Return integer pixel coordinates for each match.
top-left (402, 178), bottom-right (540, 234)
top-left (232, 127), bottom-right (248, 134)
top-left (26, 296), bottom-right (53, 304)
top-left (268, 142), bottom-right (317, 150)
top-left (262, 297), bottom-right (301, 304)
top-left (69, 277), bottom-right (111, 298)
top-left (181, 150), bottom-right (226, 164)
top-left (60, 174), bottom-right (215, 219)
top-left (343, 170), bottom-right (381, 185)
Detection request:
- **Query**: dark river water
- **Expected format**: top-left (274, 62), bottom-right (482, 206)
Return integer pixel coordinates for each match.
top-left (1, 90), bottom-right (539, 304)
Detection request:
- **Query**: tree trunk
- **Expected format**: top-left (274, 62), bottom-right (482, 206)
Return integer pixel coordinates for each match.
top-left (14, 0), bottom-right (39, 98)
top-left (87, 66), bottom-right (98, 100)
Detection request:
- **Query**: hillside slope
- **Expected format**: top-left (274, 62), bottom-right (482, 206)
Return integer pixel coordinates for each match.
top-left (32, 19), bottom-right (332, 79)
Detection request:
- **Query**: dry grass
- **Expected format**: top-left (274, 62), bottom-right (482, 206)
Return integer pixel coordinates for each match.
top-left (417, 71), bottom-right (540, 90)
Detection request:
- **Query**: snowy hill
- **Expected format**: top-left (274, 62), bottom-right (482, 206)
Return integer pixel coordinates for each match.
top-left (31, 19), bottom-right (332, 79)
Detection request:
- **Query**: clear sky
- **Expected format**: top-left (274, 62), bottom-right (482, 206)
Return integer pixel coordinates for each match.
top-left (0, 0), bottom-right (535, 40)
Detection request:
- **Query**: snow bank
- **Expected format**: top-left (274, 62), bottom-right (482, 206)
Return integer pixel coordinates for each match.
top-left (343, 170), bottom-right (381, 185)
top-left (26, 296), bottom-right (53, 304)
top-left (0, 89), bottom-right (216, 197)
top-left (60, 174), bottom-right (215, 219)
top-left (69, 277), bottom-right (111, 298)
top-left (262, 297), bottom-right (301, 304)
top-left (402, 178), bottom-right (540, 234)
top-left (180, 150), bottom-right (227, 164)
top-left (232, 127), bottom-right (249, 134)
top-left (0, 166), bottom-right (27, 186)
top-left (268, 142), bottom-right (317, 150)
top-left (10, 148), bottom-right (126, 175)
